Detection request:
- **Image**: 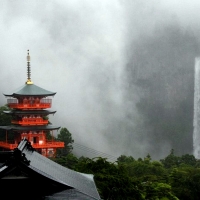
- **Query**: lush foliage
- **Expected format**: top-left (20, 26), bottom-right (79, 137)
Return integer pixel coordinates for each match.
top-left (53, 150), bottom-right (200, 200)
top-left (56, 127), bottom-right (74, 156)
top-left (0, 105), bottom-right (14, 141)
top-left (0, 105), bottom-right (12, 126)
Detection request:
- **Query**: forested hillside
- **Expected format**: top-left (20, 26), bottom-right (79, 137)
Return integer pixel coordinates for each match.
top-left (54, 150), bottom-right (200, 200)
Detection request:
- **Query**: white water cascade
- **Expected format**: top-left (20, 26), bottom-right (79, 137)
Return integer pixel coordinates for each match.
top-left (193, 58), bottom-right (200, 158)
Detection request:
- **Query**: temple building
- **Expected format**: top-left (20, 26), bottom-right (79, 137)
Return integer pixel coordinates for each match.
top-left (0, 50), bottom-right (64, 157)
top-left (0, 139), bottom-right (100, 199)
top-left (0, 51), bottom-right (100, 199)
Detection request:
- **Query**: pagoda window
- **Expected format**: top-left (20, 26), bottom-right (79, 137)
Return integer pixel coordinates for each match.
top-left (33, 137), bottom-right (39, 144)
top-left (18, 98), bottom-right (23, 104)
top-left (28, 97), bottom-right (34, 105)
top-left (7, 98), bottom-right (18, 104)
top-left (23, 98), bottom-right (28, 104)
top-left (35, 98), bottom-right (40, 104)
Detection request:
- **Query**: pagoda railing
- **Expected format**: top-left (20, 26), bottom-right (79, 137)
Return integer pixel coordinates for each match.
top-left (0, 141), bottom-right (64, 150)
top-left (32, 141), bottom-right (64, 148)
top-left (7, 98), bottom-right (52, 109)
top-left (0, 141), bottom-right (17, 150)
top-left (12, 119), bottom-right (48, 126)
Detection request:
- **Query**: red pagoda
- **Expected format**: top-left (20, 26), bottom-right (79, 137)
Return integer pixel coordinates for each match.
top-left (0, 50), bottom-right (64, 157)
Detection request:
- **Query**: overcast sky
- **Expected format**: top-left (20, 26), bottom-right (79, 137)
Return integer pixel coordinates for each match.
top-left (1, 0), bottom-right (200, 159)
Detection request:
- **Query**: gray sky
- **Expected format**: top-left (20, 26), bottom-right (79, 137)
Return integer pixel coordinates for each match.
top-left (1, 0), bottom-right (200, 159)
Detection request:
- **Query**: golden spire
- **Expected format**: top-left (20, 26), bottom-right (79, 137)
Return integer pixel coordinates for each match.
top-left (26, 50), bottom-right (33, 84)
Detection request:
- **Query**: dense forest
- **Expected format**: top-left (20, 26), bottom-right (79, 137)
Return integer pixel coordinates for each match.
top-left (53, 131), bottom-right (200, 200)
top-left (54, 151), bottom-right (200, 200)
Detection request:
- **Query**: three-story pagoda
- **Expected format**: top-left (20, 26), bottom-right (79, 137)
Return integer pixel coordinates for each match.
top-left (0, 50), bottom-right (64, 157)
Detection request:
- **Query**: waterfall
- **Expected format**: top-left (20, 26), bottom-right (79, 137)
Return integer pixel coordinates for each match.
top-left (193, 58), bottom-right (200, 158)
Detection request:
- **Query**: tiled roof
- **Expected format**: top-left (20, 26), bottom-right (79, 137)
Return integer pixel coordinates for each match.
top-left (4, 84), bottom-right (56, 97)
top-left (0, 125), bottom-right (60, 131)
top-left (0, 140), bottom-right (100, 199)
top-left (25, 151), bottom-right (100, 199)
top-left (4, 110), bottom-right (56, 115)
top-left (46, 189), bottom-right (97, 199)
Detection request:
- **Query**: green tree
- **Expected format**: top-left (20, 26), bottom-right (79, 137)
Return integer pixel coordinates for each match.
top-left (0, 105), bottom-right (12, 126)
top-left (143, 182), bottom-right (179, 200)
top-left (169, 167), bottom-right (200, 200)
top-left (56, 127), bottom-right (74, 156)
top-left (46, 131), bottom-right (57, 141)
top-left (160, 149), bottom-right (181, 169)
top-left (117, 155), bottom-right (135, 163)
top-left (180, 154), bottom-right (197, 167)
top-left (52, 153), bottom-right (78, 170)
top-left (0, 105), bottom-right (14, 141)
top-left (75, 157), bottom-right (144, 200)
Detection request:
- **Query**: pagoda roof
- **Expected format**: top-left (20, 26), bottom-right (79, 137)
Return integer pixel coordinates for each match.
top-left (0, 139), bottom-right (100, 199)
top-left (0, 125), bottom-right (60, 131)
top-left (4, 110), bottom-right (56, 115)
top-left (4, 83), bottom-right (56, 97)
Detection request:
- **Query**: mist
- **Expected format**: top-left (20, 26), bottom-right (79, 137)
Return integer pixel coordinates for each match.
top-left (0, 0), bottom-right (200, 159)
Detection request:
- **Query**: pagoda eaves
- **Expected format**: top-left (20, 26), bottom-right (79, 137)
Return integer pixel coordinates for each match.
top-left (4, 110), bottom-right (56, 115)
top-left (4, 83), bottom-right (56, 97)
top-left (0, 125), bottom-right (60, 131)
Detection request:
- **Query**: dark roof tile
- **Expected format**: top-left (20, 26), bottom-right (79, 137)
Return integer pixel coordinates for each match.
top-left (4, 84), bottom-right (56, 97)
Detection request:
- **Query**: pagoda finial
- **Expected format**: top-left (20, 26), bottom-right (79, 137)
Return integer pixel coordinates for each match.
top-left (26, 50), bottom-right (33, 85)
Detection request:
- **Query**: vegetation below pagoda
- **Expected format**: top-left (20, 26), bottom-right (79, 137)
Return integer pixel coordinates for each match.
top-left (53, 149), bottom-right (200, 200)
top-left (51, 125), bottom-right (200, 200)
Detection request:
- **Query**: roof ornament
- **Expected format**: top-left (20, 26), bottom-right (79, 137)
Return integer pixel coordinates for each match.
top-left (26, 50), bottom-right (33, 85)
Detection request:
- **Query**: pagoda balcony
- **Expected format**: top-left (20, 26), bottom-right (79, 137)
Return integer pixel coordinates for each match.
top-left (7, 98), bottom-right (52, 109)
top-left (32, 141), bottom-right (64, 149)
top-left (0, 141), bottom-right (17, 150)
top-left (0, 141), bottom-right (64, 150)
top-left (12, 118), bottom-right (49, 126)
